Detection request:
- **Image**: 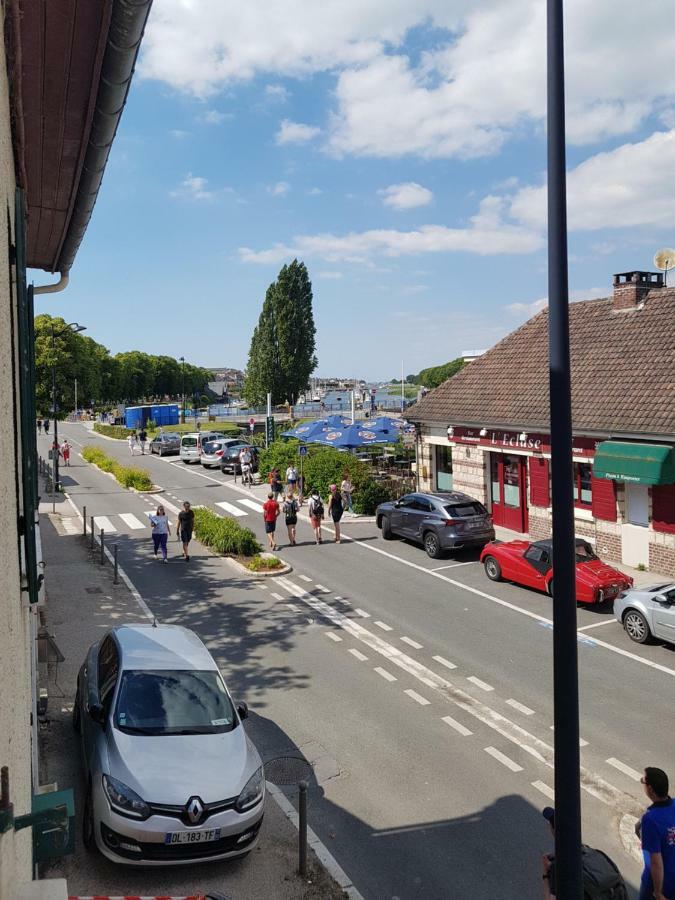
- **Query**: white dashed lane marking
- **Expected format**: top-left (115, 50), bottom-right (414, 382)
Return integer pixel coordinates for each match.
top-left (442, 715), bottom-right (472, 737)
top-left (315, 584), bottom-right (331, 593)
top-left (405, 689), bottom-right (430, 706)
top-left (349, 648), bottom-right (368, 662)
top-left (432, 655), bottom-right (457, 671)
top-left (467, 676), bottom-right (494, 692)
top-left (299, 574), bottom-right (312, 583)
top-left (400, 636), bottom-right (422, 649)
top-left (606, 758), bottom-right (642, 782)
top-left (375, 621), bottom-right (393, 632)
top-left (506, 699), bottom-right (535, 716)
top-left (354, 608), bottom-right (371, 618)
top-left (216, 501), bottom-right (247, 517)
top-left (325, 632), bottom-right (342, 642)
top-left (374, 667), bottom-right (397, 682)
top-left (484, 746), bottom-right (523, 772)
top-left (532, 780), bottom-right (555, 800)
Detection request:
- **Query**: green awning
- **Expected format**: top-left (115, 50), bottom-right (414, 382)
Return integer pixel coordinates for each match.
top-left (593, 441), bottom-right (675, 485)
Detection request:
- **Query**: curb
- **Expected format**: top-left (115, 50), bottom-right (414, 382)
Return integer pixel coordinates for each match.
top-left (227, 553), bottom-right (292, 578)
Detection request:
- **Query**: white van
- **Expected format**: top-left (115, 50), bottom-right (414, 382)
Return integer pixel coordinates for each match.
top-left (179, 431), bottom-right (224, 464)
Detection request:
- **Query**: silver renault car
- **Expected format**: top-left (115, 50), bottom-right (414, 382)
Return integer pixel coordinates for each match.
top-left (73, 624), bottom-right (265, 865)
top-left (614, 582), bottom-right (675, 645)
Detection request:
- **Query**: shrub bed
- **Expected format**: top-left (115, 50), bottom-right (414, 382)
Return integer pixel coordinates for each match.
top-left (82, 446), bottom-right (154, 491)
top-left (352, 480), bottom-right (395, 515)
top-left (193, 507), bottom-right (261, 557)
top-left (245, 554), bottom-right (283, 572)
top-left (93, 423), bottom-right (133, 439)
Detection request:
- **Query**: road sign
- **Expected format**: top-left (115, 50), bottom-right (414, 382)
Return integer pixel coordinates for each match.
top-left (265, 416), bottom-right (275, 446)
top-left (299, 445), bottom-right (308, 456)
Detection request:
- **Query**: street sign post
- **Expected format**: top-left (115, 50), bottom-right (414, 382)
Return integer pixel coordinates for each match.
top-left (265, 416), bottom-right (275, 447)
top-left (299, 445), bottom-right (308, 456)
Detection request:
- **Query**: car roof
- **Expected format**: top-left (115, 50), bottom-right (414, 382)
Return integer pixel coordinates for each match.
top-left (413, 491), bottom-right (477, 504)
top-left (112, 624), bottom-right (218, 672)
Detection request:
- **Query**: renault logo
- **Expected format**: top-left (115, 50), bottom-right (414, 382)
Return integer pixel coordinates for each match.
top-left (185, 796), bottom-right (204, 824)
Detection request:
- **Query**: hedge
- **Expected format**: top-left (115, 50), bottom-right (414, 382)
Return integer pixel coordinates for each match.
top-left (193, 506), bottom-right (261, 557)
top-left (81, 446), bottom-right (153, 491)
top-left (352, 480), bottom-right (394, 515)
top-left (93, 422), bottom-right (133, 439)
top-left (246, 555), bottom-right (282, 572)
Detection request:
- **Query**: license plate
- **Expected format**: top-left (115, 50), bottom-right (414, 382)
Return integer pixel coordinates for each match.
top-left (164, 828), bottom-right (221, 845)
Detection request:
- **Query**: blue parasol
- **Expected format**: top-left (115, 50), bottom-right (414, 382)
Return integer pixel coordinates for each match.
top-left (310, 423), bottom-right (394, 449)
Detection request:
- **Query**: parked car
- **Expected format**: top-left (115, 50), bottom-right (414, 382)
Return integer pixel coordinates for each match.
top-left (73, 623), bottom-right (265, 865)
top-left (200, 438), bottom-right (242, 469)
top-left (148, 433), bottom-right (181, 457)
top-left (220, 443), bottom-right (259, 475)
top-left (375, 491), bottom-right (495, 558)
top-left (179, 432), bottom-right (225, 464)
top-left (614, 582), bottom-right (675, 644)
top-left (480, 537), bottom-right (633, 604)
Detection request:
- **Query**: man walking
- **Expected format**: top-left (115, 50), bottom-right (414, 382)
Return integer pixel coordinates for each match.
top-left (37, 418), bottom-right (42, 434)
top-left (262, 492), bottom-right (280, 551)
top-left (43, 418), bottom-right (50, 435)
top-left (176, 501), bottom-right (195, 562)
top-left (308, 489), bottom-right (324, 544)
top-left (139, 427), bottom-right (148, 455)
top-left (638, 767), bottom-right (675, 900)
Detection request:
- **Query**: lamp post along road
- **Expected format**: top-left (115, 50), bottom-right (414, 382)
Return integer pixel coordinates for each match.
top-left (547, 1), bottom-right (582, 896)
top-left (180, 356), bottom-right (186, 424)
top-left (51, 322), bottom-right (86, 495)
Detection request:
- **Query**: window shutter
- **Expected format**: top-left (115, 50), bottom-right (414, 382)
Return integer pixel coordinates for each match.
top-left (591, 476), bottom-right (617, 522)
top-left (529, 456), bottom-right (550, 507)
top-left (652, 484), bottom-right (675, 534)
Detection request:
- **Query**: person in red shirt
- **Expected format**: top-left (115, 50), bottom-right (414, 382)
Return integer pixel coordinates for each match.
top-left (262, 492), bottom-right (280, 551)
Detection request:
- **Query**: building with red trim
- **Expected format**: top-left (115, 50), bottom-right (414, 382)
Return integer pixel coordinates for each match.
top-left (406, 271), bottom-right (675, 576)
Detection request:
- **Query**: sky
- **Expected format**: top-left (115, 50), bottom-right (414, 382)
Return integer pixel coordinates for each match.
top-left (33, 0), bottom-right (675, 381)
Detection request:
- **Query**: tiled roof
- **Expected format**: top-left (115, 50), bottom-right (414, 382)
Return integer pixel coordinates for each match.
top-left (407, 287), bottom-right (675, 438)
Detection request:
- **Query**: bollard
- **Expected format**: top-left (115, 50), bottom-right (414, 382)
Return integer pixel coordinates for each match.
top-left (100, 529), bottom-right (105, 565)
top-left (113, 544), bottom-right (119, 584)
top-left (90, 516), bottom-right (95, 550)
top-left (298, 780), bottom-right (308, 877)
top-left (83, 506), bottom-right (87, 536)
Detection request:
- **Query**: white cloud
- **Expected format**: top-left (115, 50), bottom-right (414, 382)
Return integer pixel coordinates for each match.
top-left (170, 173), bottom-right (214, 201)
top-left (239, 196), bottom-right (541, 264)
top-left (267, 181), bottom-right (290, 197)
top-left (506, 287), bottom-right (607, 316)
top-left (276, 119), bottom-right (321, 145)
top-left (379, 182), bottom-right (433, 210)
top-left (509, 129), bottom-right (675, 232)
top-left (317, 270), bottom-right (343, 279)
top-left (308, 187), bottom-right (323, 196)
top-left (200, 109), bottom-right (231, 124)
top-left (265, 84), bottom-right (290, 101)
top-left (170, 129), bottom-right (190, 139)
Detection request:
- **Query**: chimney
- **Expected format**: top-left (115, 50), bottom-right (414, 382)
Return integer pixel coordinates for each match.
top-left (612, 271), bottom-right (664, 310)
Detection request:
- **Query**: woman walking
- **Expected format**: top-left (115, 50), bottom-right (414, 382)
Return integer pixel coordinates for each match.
top-left (127, 431), bottom-right (137, 455)
top-left (286, 464), bottom-right (298, 497)
top-left (176, 501), bottom-right (195, 561)
top-left (263, 492), bottom-right (280, 551)
top-left (328, 483), bottom-right (344, 543)
top-left (308, 489), bottom-right (324, 544)
top-left (149, 504), bottom-right (171, 562)
top-left (283, 492), bottom-right (298, 546)
top-left (341, 471), bottom-right (353, 513)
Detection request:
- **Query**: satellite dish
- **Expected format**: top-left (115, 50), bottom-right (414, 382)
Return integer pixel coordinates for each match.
top-left (654, 248), bottom-right (675, 285)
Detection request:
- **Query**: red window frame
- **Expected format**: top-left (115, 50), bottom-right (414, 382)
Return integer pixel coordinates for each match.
top-left (573, 462), bottom-right (593, 510)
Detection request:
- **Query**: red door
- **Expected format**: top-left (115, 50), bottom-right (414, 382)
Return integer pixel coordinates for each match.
top-left (490, 453), bottom-right (528, 532)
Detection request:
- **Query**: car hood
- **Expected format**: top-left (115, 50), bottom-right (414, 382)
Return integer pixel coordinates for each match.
top-left (575, 559), bottom-right (631, 586)
top-left (106, 725), bottom-right (260, 805)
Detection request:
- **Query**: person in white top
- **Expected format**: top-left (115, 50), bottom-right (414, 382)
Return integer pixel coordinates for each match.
top-left (149, 504), bottom-right (171, 562)
top-left (239, 447), bottom-right (253, 486)
top-left (286, 464), bottom-right (298, 495)
top-left (341, 472), bottom-right (353, 512)
top-left (127, 432), bottom-right (137, 455)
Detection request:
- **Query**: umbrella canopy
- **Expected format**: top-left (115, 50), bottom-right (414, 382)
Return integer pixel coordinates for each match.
top-left (366, 416), bottom-right (411, 434)
top-left (281, 415), bottom-right (351, 441)
top-left (310, 423), bottom-right (394, 449)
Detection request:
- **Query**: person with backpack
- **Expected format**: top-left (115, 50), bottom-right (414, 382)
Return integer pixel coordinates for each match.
top-left (638, 767), bottom-right (675, 900)
top-left (541, 806), bottom-right (629, 900)
top-left (327, 483), bottom-right (344, 543)
top-left (308, 489), bottom-right (324, 544)
top-left (283, 492), bottom-right (298, 546)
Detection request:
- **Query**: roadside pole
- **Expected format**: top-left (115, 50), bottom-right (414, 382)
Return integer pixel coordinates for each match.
top-left (547, 0), bottom-right (582, 895)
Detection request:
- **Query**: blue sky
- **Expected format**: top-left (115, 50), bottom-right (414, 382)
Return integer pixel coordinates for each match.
top-left (34, 0), bottom-right (675, 381)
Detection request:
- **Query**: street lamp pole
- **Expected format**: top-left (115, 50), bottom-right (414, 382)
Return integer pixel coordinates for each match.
top-left (50, 322), bottom-right (86, 499)
top-left (180, 356), bottom-right (185, 424)
top-left (547, 1), bottom-right (582, 896)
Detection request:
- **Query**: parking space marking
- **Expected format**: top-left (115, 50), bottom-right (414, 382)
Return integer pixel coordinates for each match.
top-left (431, 562), bottom-right (477, 571)
top-left (405, 689), bottom-right (431, 706)
top-left (375, 621), bottom-right (393, 632)
top-left (374, 667), bottom-right (397, 682)
top-left (467, 676), bottom-right (494, 692)
top-left (216, 500), bottom-right (248, 517)
top-left (577, 620), bottom-right (617, 632)
top-left (432, 655), bottom-right (457, 671)
top-left (349, 648), bottom-right (369, 662)
top-left (401, 636), bottom-right (423, 649)
top-left (93, 516), bottom-right (116, 534)
top-left (326, 632), bottom-right (343, 642)
top-left (506, 699), bottom-right (535, 716)
top-left (532, 780), bottom-right (555, 800)
top-left (484, 746), bottom-right (523, 772)
top-left (118, 513), bottom-right (147, 530)
top-left (606, 758), bottom-right (642, 782)
top-left (442, 715), bottom-right (472, 737)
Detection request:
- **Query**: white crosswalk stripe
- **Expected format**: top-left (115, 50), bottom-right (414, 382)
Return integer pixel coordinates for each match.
top-left (119, 513), bottom-right (147, 530)
top-left (238, 498), bottom-right (265, 512)
top-left (216, 501), bottom-right (248, 517)
top-left (160, 498), bottom-right (182, 515)
top-left (93, 516), bottom-right (116, 534)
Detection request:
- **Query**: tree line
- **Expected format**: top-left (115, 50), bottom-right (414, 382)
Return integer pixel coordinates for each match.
top-left (34, 314), bottom-right (212, 417)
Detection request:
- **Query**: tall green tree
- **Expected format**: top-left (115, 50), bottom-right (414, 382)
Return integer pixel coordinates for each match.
top-left (244, 260), bottom-right (317, 405)
top-left (416, 358), bottom-right (466, 390)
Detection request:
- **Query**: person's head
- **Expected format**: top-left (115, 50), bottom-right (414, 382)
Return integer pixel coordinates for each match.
top-left (330, 484), bottom-right (337, 493)
top-left (542, 806), bottom-right (555, 835)
top-left (642, 767), bottom-right (669, 801)
top-left (183, 501), bottom-right (191, 511)
top-left (287, 492), bottom-right (294, 500)
top-left (343, 470), bottom-right (350, 480)
top-left (311, 488), bottom-right (319, 497)
top-left (156, 504), bottom-right (165, 516)
top-left (268, 492), bottom-right (274, 500)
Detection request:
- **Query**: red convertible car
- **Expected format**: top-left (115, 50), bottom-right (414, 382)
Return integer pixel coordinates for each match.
top-left (479, 538), bottom-right (633, 604)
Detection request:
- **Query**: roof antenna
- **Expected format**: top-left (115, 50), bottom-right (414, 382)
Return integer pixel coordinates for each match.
top-left (653, 248), bottom-right (675, 287)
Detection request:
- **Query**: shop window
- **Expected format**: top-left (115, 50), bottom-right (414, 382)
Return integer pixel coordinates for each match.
top-left (503, 455), bottom-right (521, 507)
top-left (652, 484), bottom-right (675, 534)
top-left (573, 462), bottom-right (592, 509)
top-left (435, 446), bottom-right (453, 491)
top-left (490, 454), bottom-right (500, 504)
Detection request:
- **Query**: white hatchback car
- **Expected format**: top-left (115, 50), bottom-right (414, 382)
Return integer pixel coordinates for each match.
top-left (179, 432), bottom-right (224, 464)
top-left (73, 624), bottom-right (265, 865)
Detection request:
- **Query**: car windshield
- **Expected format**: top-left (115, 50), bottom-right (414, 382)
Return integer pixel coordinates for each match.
top-left (444, 502), bottom-right (486, 517)
top-left (182, 437), bottom-right (198, 448)
top-left (575, 541), bottom-right (598, 562)
top-left (114, 670), bottom-right (236, 735)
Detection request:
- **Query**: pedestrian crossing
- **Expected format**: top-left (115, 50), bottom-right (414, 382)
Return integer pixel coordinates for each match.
top-left (118, 513), bottom-right (147, 530)
top-left (89, 496), bottom-right (265, 534)
top-left (215, 501), bottom-right (248, 517)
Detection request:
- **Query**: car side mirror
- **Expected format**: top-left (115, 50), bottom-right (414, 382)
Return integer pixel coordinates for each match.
top-left (236, 701), bottom-right (249, 721)
top-left (656, 596), bottom-right (672, 606)
top-left (89, 703), bottom-right (105, 725)
top-left (394, 500), bottom-right (401, 508)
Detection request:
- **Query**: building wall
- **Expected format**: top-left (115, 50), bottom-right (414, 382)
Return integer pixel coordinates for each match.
top-left (0, 9), bottom-right (33, 893)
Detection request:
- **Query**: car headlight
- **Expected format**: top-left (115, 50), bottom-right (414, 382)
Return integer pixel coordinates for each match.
top-left (103, 774), bottom-right (150, 820)
top-left (235, 767), bottom-right (265, 813)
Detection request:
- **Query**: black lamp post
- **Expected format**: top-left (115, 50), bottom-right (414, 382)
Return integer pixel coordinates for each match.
top-left (179, 356), bottom-right (186, 424)
top-left (51, 322), bottom-right (86, 499)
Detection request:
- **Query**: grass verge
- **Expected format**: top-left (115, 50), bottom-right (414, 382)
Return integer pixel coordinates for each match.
top-left (82, 446), bottom-right (154, 491)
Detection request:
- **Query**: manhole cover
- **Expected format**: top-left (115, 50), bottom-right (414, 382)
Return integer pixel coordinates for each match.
top-left (85, 587), bottom-right (102, 595)
top-left (265, 756), bottom-right (313, 785)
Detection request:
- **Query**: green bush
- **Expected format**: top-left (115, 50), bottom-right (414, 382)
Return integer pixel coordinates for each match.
top-left (246, 554), bottom-right (282, 572)
top-left (353, 480), bottom-right (395, 515)
top-left (258, 440), bottom-right (371, 499)
top-left (93, 423), bottom-right (133, 439)
top-left (82, 445), bottom-right (153, 491)
top-left (193, 507), bottom-right (261, 557)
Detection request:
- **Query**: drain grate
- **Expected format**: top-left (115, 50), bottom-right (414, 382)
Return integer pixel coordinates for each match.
top-left (264, 755), bottom-right (313, 785)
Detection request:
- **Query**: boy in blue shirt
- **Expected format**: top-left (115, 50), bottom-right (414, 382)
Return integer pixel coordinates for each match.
top-left (639, 767), bottom-right (675, 900)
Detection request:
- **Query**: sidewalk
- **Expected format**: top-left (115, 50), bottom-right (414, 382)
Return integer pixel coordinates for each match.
top-left (37, 491), bottom-right (350, 899)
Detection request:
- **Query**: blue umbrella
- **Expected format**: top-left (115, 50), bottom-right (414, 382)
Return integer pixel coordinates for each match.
top-left (310, 423), bottom-right (393, 449)
top-left (366, 416), bottom-right (411, 434)
top-left (281, 415), bottom-right (351, 441)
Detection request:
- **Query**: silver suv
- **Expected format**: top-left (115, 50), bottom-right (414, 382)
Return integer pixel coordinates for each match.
top-left (73, 624), bottom-right (265, 865)
top-left (614, 582), bottom-right (675, 645)
top-left (376, 491), bottom-right (494, 558)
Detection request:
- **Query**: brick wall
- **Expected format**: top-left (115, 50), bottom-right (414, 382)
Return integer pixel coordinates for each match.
top-left (650, 541), bottom-right (675, 576)
top-left (452, 446), bottom-right (488, 503)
